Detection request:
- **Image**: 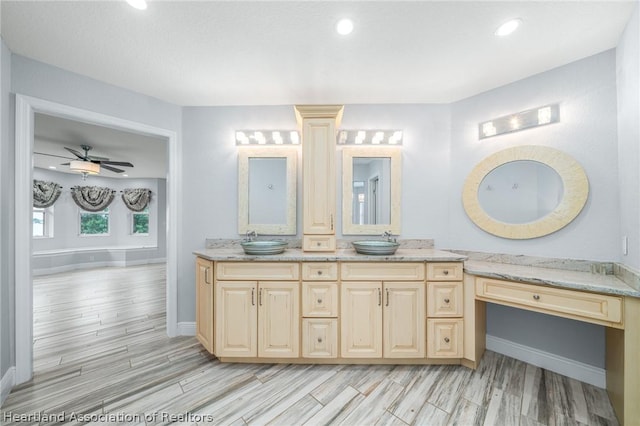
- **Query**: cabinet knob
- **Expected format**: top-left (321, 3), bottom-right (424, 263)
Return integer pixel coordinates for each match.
top-left (533, 294), bottom-right (540, 300)
top-left (318, 271), bottom-right (323, 275)
top-left (317, 298), bottom-right (323, 304)
top-left (317, 242), bottom-right (321, 246)
top-left (317, 338), bottom-right (323, 343)
top-left (444, 298), bottom-right (450, 304)
top-left (443, 270), bottom-right (449, 275)
top-left (444, 337), bottom-right (450, 343)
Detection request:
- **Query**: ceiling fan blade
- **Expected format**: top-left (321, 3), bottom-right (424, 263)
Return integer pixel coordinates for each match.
top-left (64, 147), bottom-right (85, 159)
top-left (98, 160), bottom-right (134, 167)
top-left (60, 162), bottom-right (70, 166)
top-left (87, 155), bottom-right (111, 161)
top-left (101, 164), bottom-right (126, 173)
top-left (34, 151), bottom-right (75, 160)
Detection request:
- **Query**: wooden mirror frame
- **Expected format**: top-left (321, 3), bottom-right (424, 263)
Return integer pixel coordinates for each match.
top-left (342, 146), bottom-right (402, 235)
top-left (238, 147), bottom-right (298, 235)
top-left (462, 145), bottom-right (589, 239)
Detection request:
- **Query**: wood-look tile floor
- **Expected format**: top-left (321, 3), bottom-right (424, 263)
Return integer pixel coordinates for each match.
top-left (1, 265), bottom-right (619, 426)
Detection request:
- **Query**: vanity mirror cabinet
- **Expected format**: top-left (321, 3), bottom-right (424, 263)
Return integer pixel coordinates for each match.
top-left (237, 147), bottom-right (298, 235)
top-left (342, 147), bottom-right (402, 235)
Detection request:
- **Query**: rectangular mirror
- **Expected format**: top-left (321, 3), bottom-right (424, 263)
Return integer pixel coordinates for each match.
top-left (342, 147), bottom-right (401, 235)
top-left (238, 147), bottom-right (297, 235)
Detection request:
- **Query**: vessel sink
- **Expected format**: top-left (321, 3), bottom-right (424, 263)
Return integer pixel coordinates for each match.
top-left (240, 240), bottom-right (288, 255)
top-left (352, 240), bottom-right (400, 255)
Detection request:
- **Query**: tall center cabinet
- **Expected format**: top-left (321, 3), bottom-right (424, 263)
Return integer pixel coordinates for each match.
top-left (295, 105), bottom-right (344, 252)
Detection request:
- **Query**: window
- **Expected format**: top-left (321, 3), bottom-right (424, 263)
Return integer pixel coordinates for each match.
top-left (132, 207), bottom-right (150, 235)
top-left (80, 208), bottom-right (109, 236)
top-left (33, 207), bottom-right (53, 238)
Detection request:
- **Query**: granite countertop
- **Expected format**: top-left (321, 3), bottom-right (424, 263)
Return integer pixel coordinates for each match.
top-left (464, 260), bottom-right (640, 298)
top-left (193, 248), bottom-right (467, 262)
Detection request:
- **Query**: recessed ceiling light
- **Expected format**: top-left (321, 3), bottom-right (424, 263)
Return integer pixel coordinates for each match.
top-left (123, 174), bottom-right (129, 177)
top-left (336, 18), bottom-right (354, 35)
top-left (495, 18), bottom-right (522, 37)
top-left (126, 0), bottom-right (147, 11)
top-left (48, 166), bottom-right (56, 170)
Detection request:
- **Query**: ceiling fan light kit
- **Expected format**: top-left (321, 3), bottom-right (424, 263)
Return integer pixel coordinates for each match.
top-left (69, 160), bottom-right (100, 180)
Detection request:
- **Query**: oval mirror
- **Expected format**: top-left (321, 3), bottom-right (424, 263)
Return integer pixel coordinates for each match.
top-left (462, 146), bottom-right (588, 239)
top-left (478, 160), bottom-right (564, 224)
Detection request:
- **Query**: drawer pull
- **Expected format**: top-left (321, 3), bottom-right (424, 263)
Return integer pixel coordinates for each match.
top-left (533, 294), bottom-right (540, 301)
top-left (443, 270), bottom-right (449, 275)
top-left (317, 337), bottom-right (323, 343)
top-left (444, 337), bottom-right (450, 343)
top-left (444, 298), bottom-right (450, 304)
top-left (317, 298), bottom-right (323, 304)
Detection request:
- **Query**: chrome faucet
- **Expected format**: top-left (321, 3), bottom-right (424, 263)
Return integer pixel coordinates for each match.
top-left (382, 231), bottom-right (397, 243)
top-left (245, 230), bottom-right (258, 242)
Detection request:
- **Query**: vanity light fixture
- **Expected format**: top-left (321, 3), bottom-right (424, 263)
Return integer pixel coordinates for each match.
top-left (495, 18), bottom-right (522, 37)
top-left (235, 130), bottom-right (300, 146)
top-left (337, 130), bottom-right (403, 146)
top-left (479, 104), bottom-right (559, 140)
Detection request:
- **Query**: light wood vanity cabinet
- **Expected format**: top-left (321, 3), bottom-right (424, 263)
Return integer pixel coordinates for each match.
top-left (340, 263), bottom-right (427, 359)
top-left (295, 105), bottom-right (343, 252)
top-left (214, 262), bottom-right (300, 358)
top-left (195, 257), bottom-right (215, 353)
top-left (302, 262), bottom-right (339, 358)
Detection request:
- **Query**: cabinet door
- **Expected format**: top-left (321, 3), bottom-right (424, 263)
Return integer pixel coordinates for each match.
top-left (302, 282), bottom-right (338, 317)
top-left (215, 281), bottom-right (257, 357)
top-left (427, 319), bottom-right (463, 358)
top-left (341, 282), bottom-right (383, 358)
top-left (195, 257), bottom-right (214, 354)
top-left (302, 118), bottom-right (336, 235)
top-left (302, 318), bottom-right (338, 358)
top-left (383, 282), bottom-right (426, 358)
top-left (258, 282), bottom-right (300, 358)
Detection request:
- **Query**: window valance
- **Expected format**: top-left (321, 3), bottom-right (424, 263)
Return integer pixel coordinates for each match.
top-left (121, 188), bottom-right (152, 212)
top-left (71, 186), bottom-right (116, 212)
top-left (33, 180), bottom-right (62, 208)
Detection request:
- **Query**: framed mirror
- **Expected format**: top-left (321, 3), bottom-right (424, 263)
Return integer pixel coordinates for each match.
top-left (342, 147), bottom-right (401, 235)
top-left (462, 145), bottom-right (589, 239)
top-left (238, 147), bottom-right (297, 235)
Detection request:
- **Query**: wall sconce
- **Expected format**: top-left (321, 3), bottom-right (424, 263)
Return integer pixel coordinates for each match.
top-left (235, 130), bottom-right (300, 146)
top-left (479, 104), bottom-right (559, 140)
top-left (337, 130), bottom-right (403, 145)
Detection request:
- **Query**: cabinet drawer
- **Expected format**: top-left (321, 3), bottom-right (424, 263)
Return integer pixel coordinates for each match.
top-left (302, 318), bottom-right (338, 358)
top-left (216, 262), bottom-right (299, 281)
top-left (341, 262), bottom-right (425, 281)
top-left (427, 282), bottom-right (463, 317)
top-left (475, 278), bottom-right (623, 325)
top-left (427, 263), bottom-right (463, 281)
top-left (427, 319), bottom-right (463, 358)
top-left (303, 235), bottom-right (336, 252)
top-left (302, 263), bottom-right (338, 281)
top-left (302, 282), bottom-right (339, 317)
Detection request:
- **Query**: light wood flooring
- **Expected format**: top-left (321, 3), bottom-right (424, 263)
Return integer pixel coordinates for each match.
top-left (1, 265), bottom-right (619, 425)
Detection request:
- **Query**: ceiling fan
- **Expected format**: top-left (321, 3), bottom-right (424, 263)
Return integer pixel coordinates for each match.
top-left (60, 144), bottom-right (134, 174)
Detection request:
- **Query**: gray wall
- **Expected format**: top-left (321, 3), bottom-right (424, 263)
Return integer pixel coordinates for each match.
top-left (1, 38), bottom-right (14, 380)
top-left (616, 4), bottom-right (640, 271)
top-left (449, 50), bottom-right (619, 368)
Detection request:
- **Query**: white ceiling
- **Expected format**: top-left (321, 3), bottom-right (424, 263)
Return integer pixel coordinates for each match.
top-left (1, 1), bottom-right (635, 106)
top-left (34, 113), bottom-right (167, 179)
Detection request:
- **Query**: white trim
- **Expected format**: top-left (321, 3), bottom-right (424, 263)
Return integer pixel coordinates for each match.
top-left (15, 94), bottom-right (180, 384)
top-left (1, 367), bottom-right (16, 405)
top-left (486, 334), bottom-right (606, 388)
top-left (32, 258), bottom-right (166, 277)
top-left (177, 322), bottom-right (196, 336)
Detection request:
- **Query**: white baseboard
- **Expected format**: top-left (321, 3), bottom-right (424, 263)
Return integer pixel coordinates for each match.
top-left (33, 258), bottom-right (166, 276)
top-left (1, 367), bottom-right (16, 405)
top-left (486, 335), bottom-right (606, 388)
top-left (177, 322), bottom-right (196, 336)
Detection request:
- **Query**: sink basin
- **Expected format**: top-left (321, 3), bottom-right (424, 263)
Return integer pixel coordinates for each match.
top-left (241, 240), bottom-right (288, 255)
top-left (352, 240), bottom-right (400, 255)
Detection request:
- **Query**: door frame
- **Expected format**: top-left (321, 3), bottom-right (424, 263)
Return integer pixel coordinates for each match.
top-left (14, 94), bottom-right (180, 384)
